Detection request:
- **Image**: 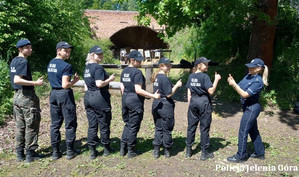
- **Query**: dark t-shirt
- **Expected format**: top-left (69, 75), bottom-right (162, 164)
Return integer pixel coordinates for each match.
top-left (121, 67), bottom-right (145, 93)
top-left (84, 63), bottom-right (109, 92)
top-left (238, 74), bottom-right (264, 105)
top-left (153, 74), bottom-right (172, 98)
top-left (47, 58), bottom-right (73, 88)
top-left (10, 56), bottom-right (34, 90)
top-left (186, 72), bottom-right (213, 96)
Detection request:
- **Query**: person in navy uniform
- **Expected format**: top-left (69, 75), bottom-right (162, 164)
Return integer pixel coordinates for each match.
top-left (47, 41), bottom-right (80, 160)
top-left (83, 45), bottom-right (115, 159)
top-left (227, 58), bottom-right (269, 163)
top-left (151, 57), bottom-right (182, 158)
top-left (120, 50), bottom-right (160, 158)
top-left (10, 39), bottom-right (44, 162)
top-left (185, 57), bottom-right (221, 160)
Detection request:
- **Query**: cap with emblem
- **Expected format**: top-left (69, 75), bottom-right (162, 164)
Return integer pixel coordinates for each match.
top-left (129, 50), bottom-right (144, 62)
top-left (194, 57), bottom-right (211, 66)
top-left (16, 39), bottom-right (31, 48)
top-left (158, 57), bottom-right (173, 65)
top-left (89, 45), bottom-right (103, 54)
top-left (56, 41), bottom-right (73, 49)
top-left (245, 58), bottom-right (265, 68)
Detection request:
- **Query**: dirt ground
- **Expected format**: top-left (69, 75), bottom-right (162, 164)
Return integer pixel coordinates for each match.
top-left (0, 86), bottom-right (298, 176)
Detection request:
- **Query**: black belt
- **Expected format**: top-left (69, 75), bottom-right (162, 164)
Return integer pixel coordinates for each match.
top-left (191, 93), bottom-right (204, 97)
top-left (52, 88), bottom-right (64, 90)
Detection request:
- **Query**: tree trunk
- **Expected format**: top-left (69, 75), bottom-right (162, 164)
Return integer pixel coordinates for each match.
top-left (247, 0), bottom-right (278, 69)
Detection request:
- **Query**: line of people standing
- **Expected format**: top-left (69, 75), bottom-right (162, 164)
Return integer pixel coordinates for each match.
top-left (9, 39), bottom-right (268, 163)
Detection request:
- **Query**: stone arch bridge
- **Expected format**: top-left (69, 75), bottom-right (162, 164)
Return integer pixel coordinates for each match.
top-left (85, 10), bottom-right (168, 61)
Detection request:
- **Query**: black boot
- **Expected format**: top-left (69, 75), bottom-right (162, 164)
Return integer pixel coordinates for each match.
top-left (52, 146), bottom-right (62, 161)
top-left (127, 146), bottom-right (138, 158)
top-left (164, 148), bottom-right (171, 158)
top-left (153, 146), bottom-right (160, 159)
top-left (185, 146), bottom-right (192, 158)
top-left (89, 146), bottom-right (98, 160)
top-left (26, 149), bottom-right (41, 163)
top-left (16, 147), bottom-right (25, 162)
top-left (119, 142), bottom-right (127, 157)
top-left (103, 144), bottom-right (115, 156)
top-left (200, 152), bottom-right (214, 161)
top-left (66, 143), bottom-right (79, 160)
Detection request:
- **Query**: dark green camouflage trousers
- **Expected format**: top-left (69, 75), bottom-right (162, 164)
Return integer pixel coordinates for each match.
top-left (13, 89), bottom-right (41, 150)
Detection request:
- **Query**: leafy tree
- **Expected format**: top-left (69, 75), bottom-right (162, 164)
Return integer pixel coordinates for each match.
top-left (0, 57), bottom-right (13, 124)
top-left (135, 0), bottom-right (281, 68)
top-left (0, 0), bottom-right (104, 120)
top-left (0, 0), bottom-right (93, 73)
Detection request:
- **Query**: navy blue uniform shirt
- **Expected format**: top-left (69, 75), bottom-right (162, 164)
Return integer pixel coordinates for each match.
top-left (47, 58), bottom-right (73, 88)
top-left (84, 63), bottom-right (109, 91)
top-left (186, 72), bottom-right (213, 96)
top-left (238, 74), bottom-right (264, 105)
top-left (10, 56), bottom-right (34, 90)
top-left (153, 74), bottom-right (172, 98)
top-left (121, 67), bottom-right (145, 93)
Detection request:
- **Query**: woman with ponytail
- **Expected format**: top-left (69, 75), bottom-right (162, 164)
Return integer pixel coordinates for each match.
top-left (185, 57), bottom-right (221, 160)
top-left (227, 58), bottom-right (268, 163)
top-left (83, 45), bottom-right (115, 160)
top-left (120, 50), bottom-right (160, 158)
top-left (151, 57), bottom-right (182, 158)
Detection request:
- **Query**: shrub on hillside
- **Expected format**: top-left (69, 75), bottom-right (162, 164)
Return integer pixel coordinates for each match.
top-left (0, 58), bottom-right (13, 125)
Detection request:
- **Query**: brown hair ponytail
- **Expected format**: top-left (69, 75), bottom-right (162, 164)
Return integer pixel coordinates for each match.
top-left (151, 63), bottom-right (166, 83)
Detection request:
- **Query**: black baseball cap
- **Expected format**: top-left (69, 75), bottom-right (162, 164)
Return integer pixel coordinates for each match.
top-left (245, 58), bottom-right (265, 68)
top-left (194, 57), bottom-right (211, 66)
top-left (158, 57), bottom-right (173, 65)
top-left (129, 50), bottom-right (144, 62)
top-left (16, 39), bottom-right (31, 48)
top-left (56, 41), bottom-right (73, 49)
top-left (89, 45), bottom-right (103, 54)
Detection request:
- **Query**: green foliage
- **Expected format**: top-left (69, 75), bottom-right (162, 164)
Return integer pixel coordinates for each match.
top-left (269, 40), bottom-right (299, 110)
top-left (137, 0), bottom-right (256, 38)
top-left (0, 0), bottom-right (92, 73)
top-left (267, 0), bottom-right (299, 110)
top-left (32, 72), bottom-right (51, 98)
top-left (156, 0), bottom-right (254, 65)
top-left (0, 58), bottom-right (13, 125)
top-left (140, 0), bottom-right (299, 109)
top-left (83, 38), bottom-right (119, 66)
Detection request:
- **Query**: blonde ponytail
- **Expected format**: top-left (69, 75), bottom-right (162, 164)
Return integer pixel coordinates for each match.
top-left (85, 53), bottom-right (94, 65)
top-left (262, 65), bottom-right (269, 86)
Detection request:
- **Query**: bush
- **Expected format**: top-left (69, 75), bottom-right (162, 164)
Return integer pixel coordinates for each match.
top-left (32, 72), bottom-right (51, 98)
top-left (0, 57), bottom-right (13, 125)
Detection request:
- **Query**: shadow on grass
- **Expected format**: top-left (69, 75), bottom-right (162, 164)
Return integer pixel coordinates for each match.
top-left (212, 100), bottom-right (242, 118)
top-left (38, 138), bottom-right (88, 158)
top-left (193, 137), bottom-right (231, 156)
top-left (38, 137), bottom-right (123, 158)
top-left (134, 137), bottom-right (232, 157)
top-left (247, 141), bottom-right (271, 152)
top-left (136, 137), bottom-right (154, 154)
top-left (278, 111), bottom-right (299, 130)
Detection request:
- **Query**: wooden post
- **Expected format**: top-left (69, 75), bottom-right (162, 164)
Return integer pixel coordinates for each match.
top-left (145, 67), bottom-right (153, 84)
